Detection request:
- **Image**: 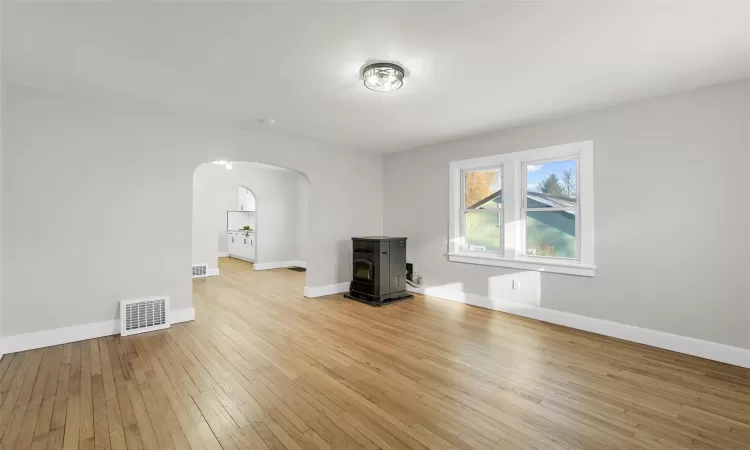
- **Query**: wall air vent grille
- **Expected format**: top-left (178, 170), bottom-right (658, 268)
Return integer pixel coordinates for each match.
top-left (120, 297), bottom-right (170, 336)
top-left (192, 265), bottom-right (208, 278)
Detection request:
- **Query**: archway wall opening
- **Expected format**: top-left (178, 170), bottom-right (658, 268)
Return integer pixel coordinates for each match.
top-left (189, 148), bottom-right (384, 293)
top-left (184, 132), bottom-right (384, 295)
top-left (193, 162), bottom-right (309, 278)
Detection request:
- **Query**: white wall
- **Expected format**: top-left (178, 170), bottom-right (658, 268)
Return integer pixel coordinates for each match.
top-left (192, 162), bottom-right (306, 270)
top-left (384, 79), bottom-right (750, 350)
top-left (1, 84), bottom-right (383, 337)
top-left (0, 9), bottom-right (4, 350)
top-left (297, 174), bottom-right (309, 265)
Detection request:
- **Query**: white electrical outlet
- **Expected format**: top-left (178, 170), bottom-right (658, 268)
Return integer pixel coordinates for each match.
top-left (512, 280), bottom-right (521, 291)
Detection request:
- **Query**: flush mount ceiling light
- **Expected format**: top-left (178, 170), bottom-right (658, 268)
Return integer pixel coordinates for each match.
top-left (362, 62), bottom-right (404, 92)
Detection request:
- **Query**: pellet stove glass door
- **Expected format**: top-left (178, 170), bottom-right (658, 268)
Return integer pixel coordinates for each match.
top-left (353, 259), bottom-right (373, 282)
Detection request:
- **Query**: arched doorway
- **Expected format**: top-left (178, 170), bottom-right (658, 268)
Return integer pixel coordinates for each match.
top-left (192, 161), bottom-right (310, 293)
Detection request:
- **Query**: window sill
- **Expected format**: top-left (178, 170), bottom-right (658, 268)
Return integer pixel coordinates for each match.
top-left (447, 252), bottom-right (596, 277)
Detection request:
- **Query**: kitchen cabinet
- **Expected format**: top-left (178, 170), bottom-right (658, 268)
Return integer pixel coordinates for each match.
top-left (242, 235), bottom-right (256, 260)
top-left (237, 187), bottom-right (256, 211)
top-left (228, 232), bottom-right (239, 256)
top-left (227, 231), bottom-right (256, 262)
top-left (248, 236), bottom-right (256, 258)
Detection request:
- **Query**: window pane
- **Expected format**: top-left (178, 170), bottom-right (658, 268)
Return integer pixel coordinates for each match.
top-left (526, 159), bottom-right (577, 207)
top-left (464, 211), bottom-right (502, 252)
top-left (465, 168), bottom-right (501, 209)
top-left (526, 211), bottom-right (576, 259)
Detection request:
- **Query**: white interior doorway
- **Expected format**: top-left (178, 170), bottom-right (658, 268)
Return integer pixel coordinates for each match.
top-left (226, 186), bottom-right (258, 263)
top-left (192, 161), bottom-right (310, 287)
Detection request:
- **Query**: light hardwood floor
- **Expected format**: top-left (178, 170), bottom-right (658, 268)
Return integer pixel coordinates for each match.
top-left (1, 257), bottom-right (748, 450)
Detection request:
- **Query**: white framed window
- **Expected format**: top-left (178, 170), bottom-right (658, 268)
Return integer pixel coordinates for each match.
top-left (448, 140), bottom-right (595, 277)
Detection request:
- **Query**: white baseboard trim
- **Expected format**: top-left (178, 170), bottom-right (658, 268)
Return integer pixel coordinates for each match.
top-left (0, 306), bottom-right (196, 355)
top-left (217, 252), bottom-right (230, 258)
top-left (407, 285), bottom-right (425, 294)
top-left (254, 260), bottom-right (306, 271)
top-left (304, 282), bottom-right (349, 298)
top-left (409, 286), bottom-right (750, 369)
top-left (171, 306), bottom-right (196, 324)
top-left (228, 254), bottom-right (255, 264)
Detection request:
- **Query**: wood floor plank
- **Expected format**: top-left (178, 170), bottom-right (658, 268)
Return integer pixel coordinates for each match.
top-left (27, 349), bottom-right (54, 412)
top-left (62, 342), bottom-right (81, 450)
top-left (128, 347), bottom-right (179, 450)
top-left (0, 353), bottom-right (32, 441)
top-left (0, 355), bottom-right (15, 387)
top-left (97, 337), bottom-right (127, 450)
top-left (125, 377), bottom-right (162, 449)
top-left (91, 374), bottom-right (110, 450)
top-left (90, 340), bottom-right (102, 378)
top-left (192, 392), bottom-right (244, 450)
top-left (2, 257), bottom-right (748, 450)
top-left (80, 341), bottom-right (95, 443)
top-left (34, 392), bottom-right (56, 436)
top-left (14, 392), bottom-right (42, 450)
top-left (106, 336), bottom-right (144, 450)
top-left (48, 354), bottom-right (70, 433)
top-left (1, 351), bottom-right (44, 449)
top-left (31, 395), bottom-right (56, 450)
top-left (44, 427), bottom-right (64, 450)
top-left (145, 356), bottom-right (215, 450)
top-left (0, 353), bottom-right (21, 408)
top-left (162, 330), bottom-right (252, 430)
top-left (17, 349), bottom-right (61, 450)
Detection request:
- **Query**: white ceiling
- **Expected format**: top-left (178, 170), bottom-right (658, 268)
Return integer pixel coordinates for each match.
top-left (4, 2), bottom-right (749, 153)
top-left (230, 161), bottom-right (292, 172)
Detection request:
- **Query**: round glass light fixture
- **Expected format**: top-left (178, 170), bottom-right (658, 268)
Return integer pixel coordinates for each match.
top-left (362, 62), bottom-right (404, 92)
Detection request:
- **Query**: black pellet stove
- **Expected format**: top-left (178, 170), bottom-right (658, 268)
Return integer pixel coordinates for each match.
top-left (344, 236), bottom-right (413, 306)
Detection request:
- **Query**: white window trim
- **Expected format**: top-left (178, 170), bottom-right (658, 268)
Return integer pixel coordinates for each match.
top-left (448, 140), bottom-right (595, 277)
